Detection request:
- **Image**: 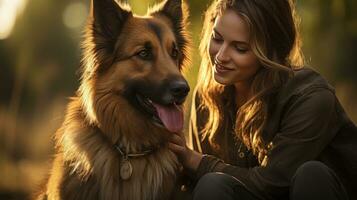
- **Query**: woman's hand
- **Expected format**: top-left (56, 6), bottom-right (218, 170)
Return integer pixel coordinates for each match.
top-left (168, 131), bottom-right (203, 171)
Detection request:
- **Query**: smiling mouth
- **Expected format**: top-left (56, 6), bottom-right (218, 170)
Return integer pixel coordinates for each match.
top-left (215, 63), bottom-right (234, 72)
top-left (135, 94), bottom-right (184, 133)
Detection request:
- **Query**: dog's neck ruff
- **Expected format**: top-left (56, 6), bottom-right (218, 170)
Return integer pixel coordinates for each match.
top-left (114, 144), bottom-right (160, 159)
top-left (114, 143), bottom-right (165, 180)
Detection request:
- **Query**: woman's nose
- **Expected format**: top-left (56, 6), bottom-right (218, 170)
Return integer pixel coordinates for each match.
top-left (216, 44), bottom-right (230, 63)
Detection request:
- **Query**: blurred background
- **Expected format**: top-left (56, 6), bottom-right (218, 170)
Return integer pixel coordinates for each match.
top-left (0, 0), bottom-right (356, 199)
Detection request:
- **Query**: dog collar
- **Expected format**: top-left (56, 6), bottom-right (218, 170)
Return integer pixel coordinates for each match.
top-left (114, 144), bottom-right (158, 159)
top-left (114, 144), bottom-right (163, 180)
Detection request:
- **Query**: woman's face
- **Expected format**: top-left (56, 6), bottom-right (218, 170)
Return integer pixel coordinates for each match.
top-left (209, 9), bottom-right (261, 85)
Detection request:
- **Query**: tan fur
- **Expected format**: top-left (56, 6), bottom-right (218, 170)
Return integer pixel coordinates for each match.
top-left (35, 0), bottom-right (190, 199)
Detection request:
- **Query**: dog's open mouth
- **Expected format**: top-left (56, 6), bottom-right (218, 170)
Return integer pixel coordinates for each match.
top-left (136, 94), bottom-right (184, 133)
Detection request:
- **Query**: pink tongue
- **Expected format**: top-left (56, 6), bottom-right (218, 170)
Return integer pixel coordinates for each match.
top-left (152, 103), bottom-right (184, 133)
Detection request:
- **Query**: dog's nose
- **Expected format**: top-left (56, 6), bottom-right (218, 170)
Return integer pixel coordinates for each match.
top-left (169, 80), bottom-right (190, 103)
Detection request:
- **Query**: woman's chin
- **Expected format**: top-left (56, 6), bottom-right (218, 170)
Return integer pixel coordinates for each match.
top-left (213, 73), bottom-right (232, 85)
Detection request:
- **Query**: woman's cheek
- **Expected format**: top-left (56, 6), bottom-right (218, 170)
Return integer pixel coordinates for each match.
top-left (208, 40), bottom-right (219, 60)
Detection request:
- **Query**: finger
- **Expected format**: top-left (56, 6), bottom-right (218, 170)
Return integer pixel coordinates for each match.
top-left (171, 131), bottom-right (186, 143)
top-left (175, 131), bottom-right (185, 139)
top-left (169, 134), bottom-right (183, 145)
top-left (168, 142), bottom-right (185, 154)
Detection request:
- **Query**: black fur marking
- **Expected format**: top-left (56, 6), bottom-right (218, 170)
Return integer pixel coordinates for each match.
top-left (148, 21), bottom-right (163, 44)
top-left (152, 0), bottom-right (188, 69)
top-left (92, 0), bottom-right (132, 52)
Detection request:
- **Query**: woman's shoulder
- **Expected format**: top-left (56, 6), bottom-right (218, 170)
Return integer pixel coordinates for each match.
top-left (276, 66), bottom-right (335, 104)
top-left (265, 67), bottom-right (346, 141)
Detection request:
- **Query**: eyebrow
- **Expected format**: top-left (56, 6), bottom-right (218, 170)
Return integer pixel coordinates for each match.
top-left (213, 28), bottom-right (249, 45)
top-left (148, 21), bottom-right (162, 43)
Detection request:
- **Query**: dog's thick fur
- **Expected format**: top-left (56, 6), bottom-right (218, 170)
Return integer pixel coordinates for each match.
top-left (35, 0), bottom-right (190, 199)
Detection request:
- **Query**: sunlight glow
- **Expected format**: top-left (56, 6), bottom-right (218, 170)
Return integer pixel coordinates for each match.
top-left (63, 2), bottom-right (88, 29)
top-left (0, 0), bottom-right (27, 40)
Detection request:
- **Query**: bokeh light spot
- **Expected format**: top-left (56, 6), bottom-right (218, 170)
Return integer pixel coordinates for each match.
top-left (62, 2), bottom-right (88, 29)
top-left (0, 0), bottom-right (27, 40)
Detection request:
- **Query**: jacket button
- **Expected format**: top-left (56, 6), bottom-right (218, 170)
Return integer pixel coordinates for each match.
top-left (180, 184), bottom-right (187, 192)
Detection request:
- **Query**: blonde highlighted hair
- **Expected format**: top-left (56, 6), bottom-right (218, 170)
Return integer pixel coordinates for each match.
top-left (193, 0), bottom-right (304, 163)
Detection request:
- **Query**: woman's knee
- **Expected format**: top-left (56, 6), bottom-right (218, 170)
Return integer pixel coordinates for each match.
top-left (193, 172), bottom-right (237, 200)
top-left (294, 161), bottom-right (329, 180)
top-left (292, 160), bottom-right (335, 185)
top-left (290, 161), bottom-right (348, 200)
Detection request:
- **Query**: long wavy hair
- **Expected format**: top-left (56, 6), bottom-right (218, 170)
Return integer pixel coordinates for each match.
top-left (194, 0), bottom-right (304, 164)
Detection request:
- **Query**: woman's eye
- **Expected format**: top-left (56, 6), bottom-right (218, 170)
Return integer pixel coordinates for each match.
top-left (235, 46), bottom-right (248, 53)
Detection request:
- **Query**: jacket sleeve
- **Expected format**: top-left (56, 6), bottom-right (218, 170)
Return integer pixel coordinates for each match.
top-left (192, 88), bottom-right (339, 200)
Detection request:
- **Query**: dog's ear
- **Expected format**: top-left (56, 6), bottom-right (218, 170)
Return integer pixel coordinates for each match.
top-left (152, 0), bottom-right (190, 69)
top-left (90, 0), bottom-right (131, 42)
top-left (154, 0), bottom-right (190, 30)
top-left (158, 0), bottom-right (185, 23)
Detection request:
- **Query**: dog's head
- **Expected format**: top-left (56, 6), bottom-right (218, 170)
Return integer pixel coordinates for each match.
top-left (80, 0), bottom-right (190, 135)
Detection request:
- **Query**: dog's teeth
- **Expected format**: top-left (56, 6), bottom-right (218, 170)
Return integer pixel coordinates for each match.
top-left (148, 99), bottom-right (152, 103)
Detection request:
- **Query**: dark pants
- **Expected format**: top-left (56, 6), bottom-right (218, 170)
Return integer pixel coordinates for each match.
top-left (193, 161), bottom-right (349, 200)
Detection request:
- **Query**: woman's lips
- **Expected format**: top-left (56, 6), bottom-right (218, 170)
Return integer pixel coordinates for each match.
top-left (214, 63), bottom-right (234, 74)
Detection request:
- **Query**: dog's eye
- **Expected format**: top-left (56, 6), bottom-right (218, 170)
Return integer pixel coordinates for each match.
top-left (171, 47), bottom-right (179, 59)
top-left (137, 49), bottom-right (152, 60)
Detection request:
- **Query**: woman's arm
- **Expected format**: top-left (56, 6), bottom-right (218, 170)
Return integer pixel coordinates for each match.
top-left (169, 87), bottom-right (339, 199)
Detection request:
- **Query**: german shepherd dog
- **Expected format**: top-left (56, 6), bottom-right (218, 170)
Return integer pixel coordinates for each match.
top-left (35, 0), bottom-right (190, 199)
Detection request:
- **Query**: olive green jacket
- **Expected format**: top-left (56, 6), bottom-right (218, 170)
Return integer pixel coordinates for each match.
top-left (183, 67), bottom-right (357, 200)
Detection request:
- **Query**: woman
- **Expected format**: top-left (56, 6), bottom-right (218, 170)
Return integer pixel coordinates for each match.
top-left (169, 0), bottom-right (357, 199)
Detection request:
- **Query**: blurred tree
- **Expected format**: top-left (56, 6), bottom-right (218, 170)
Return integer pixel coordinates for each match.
top-left (299, 0), bottom-right (357, 83)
